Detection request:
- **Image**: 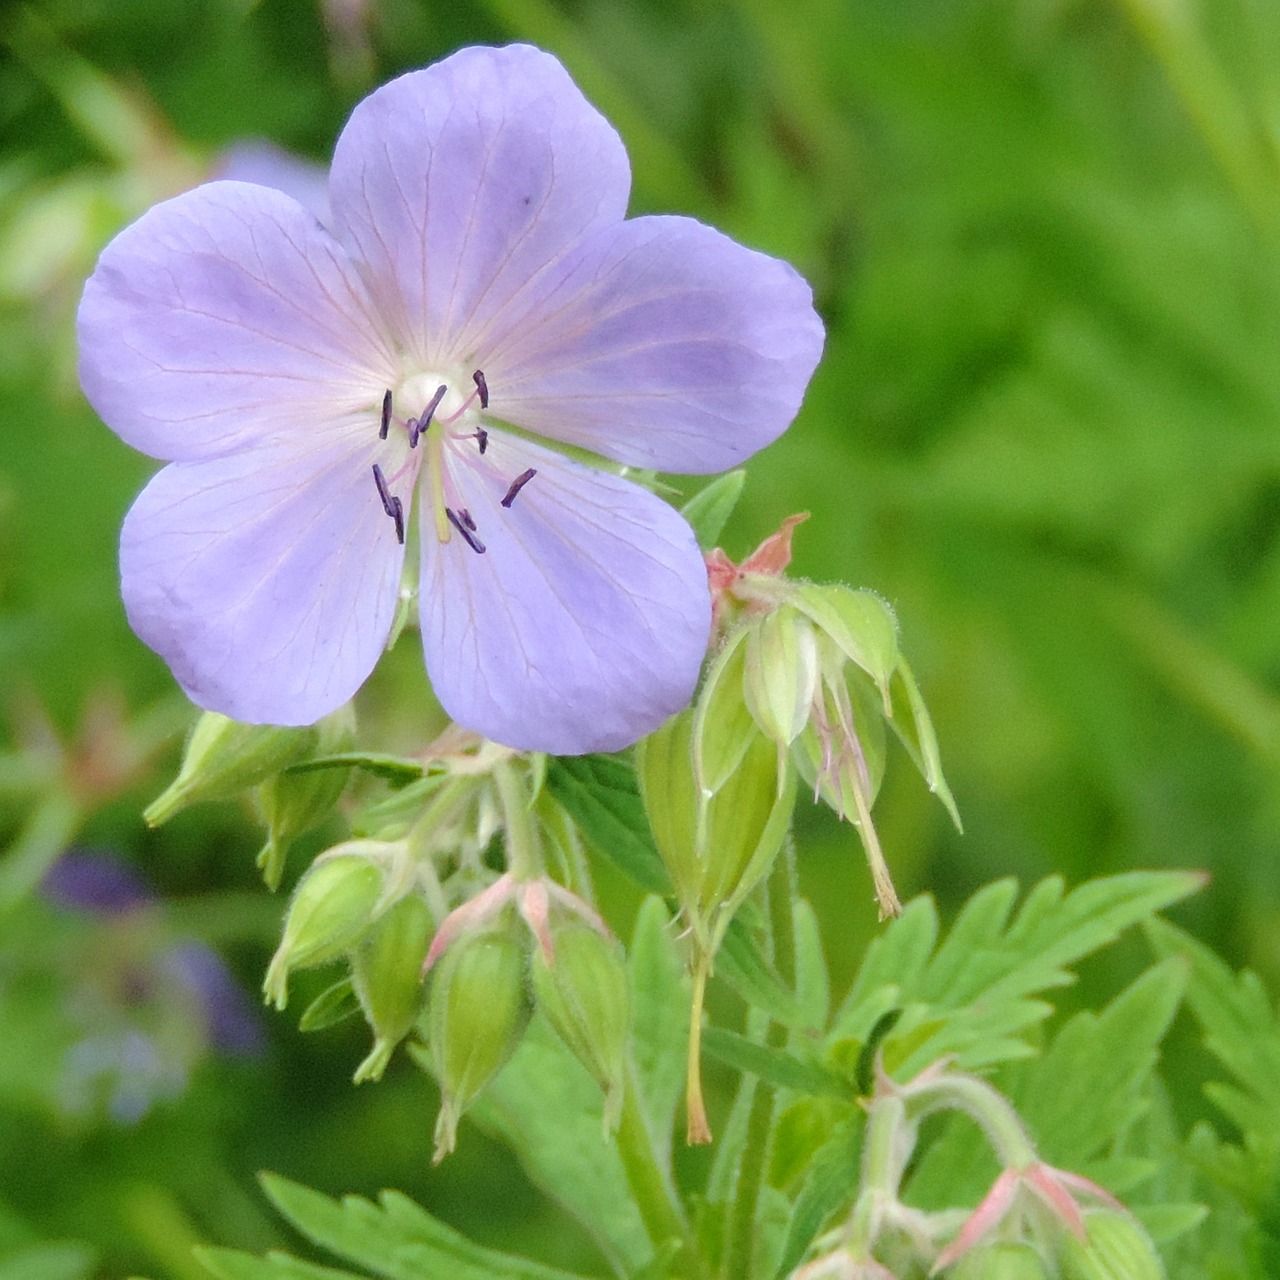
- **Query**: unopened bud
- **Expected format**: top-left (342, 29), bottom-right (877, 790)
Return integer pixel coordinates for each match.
top-left (743, 605), bottom-right (819, 747)
top-left (145, 712), bottom-right (319, 826)
top-left (263, 844), bottom-right (388, 1010)
top-left (255, 714), bottom-right (354, 890)
top-left (1059, 1210), bottom-right (1165, 1280)
top-left (531, 921), bottom-right (629, 1135)
top-left (427, 925), bottom-right (531, 1161)
top-left (351, 892), bottom-right (435, 1083)
top-left (949, 1241), bottom-right (1053, 1280)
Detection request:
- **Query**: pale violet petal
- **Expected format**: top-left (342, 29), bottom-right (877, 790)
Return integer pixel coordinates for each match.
top-left (328, 44), bottom-right (630, 369)
top-left (485, 215), bottom-right (826, 474)
top-left (418, 435), bottom-right (709, 755)
top-left (78, 181), bottom-right (395, 462)
top-left (121, 436), bottom-right (407, 724)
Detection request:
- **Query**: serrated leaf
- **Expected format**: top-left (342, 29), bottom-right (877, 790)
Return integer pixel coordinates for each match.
top-left (285, 754), bottom-right (425, 788)
top-left (297, 977), bottom-right (361, 1032)
top-left (544, 755), bottom-right (671, 894)
top-left (1015, 959), bottom-right (1187, 1168)
top-left (197, 1249), bottom-right (362, 1280)
top-left (258, 1175), bottom-right (593, 1280)
top-left (702, 1026), bottom-right (848, 1098)
top-left (680, 469), bottom-right (746, 547)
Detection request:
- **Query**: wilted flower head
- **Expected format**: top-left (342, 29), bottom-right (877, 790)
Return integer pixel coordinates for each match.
top-left (78, 44), bottom-right (824, 755)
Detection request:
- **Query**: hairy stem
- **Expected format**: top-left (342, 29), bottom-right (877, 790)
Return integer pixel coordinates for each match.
top-left (721, 840), bottom-right (797, 1279)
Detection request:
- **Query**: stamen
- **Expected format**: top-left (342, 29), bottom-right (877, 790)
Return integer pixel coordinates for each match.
top-left (475, 428), bottom-right (488, 455)
top-left (446, 507), bottom-right (486, 554)
top-left (458, 508), bottom-right (477, 532)
top-left (472, 369), bottom-right (489, 409)
top-left (379, 389), bottom-right (392, 440)
top-left (501, 468), bottom-right (537, 509)
top-left (408, 384), bottom-right (449, 449)
top-left (371, 464), bottom-right (405, 544)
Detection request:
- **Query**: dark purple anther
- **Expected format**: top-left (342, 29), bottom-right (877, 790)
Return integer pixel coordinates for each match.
top-left (422, 383), bottom-right (448, 428)
top-left (445, 507), bottom-right (486, 554)
top-left (472, 369), bottom-right (489, 409)
top-left (458, 508), bottom-right (477, 532)
top-left (475, 428), bottom-right (488, 455)
top-left (501, 468), bottom-right (537, 509)
top-left (372, 465), bottom-right (405, 543)
top-left (379, 389), bottom-right (392, 439)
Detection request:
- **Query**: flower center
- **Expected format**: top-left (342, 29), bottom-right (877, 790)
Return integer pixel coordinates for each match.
top-left (369, 367), bottom-right (535, 555)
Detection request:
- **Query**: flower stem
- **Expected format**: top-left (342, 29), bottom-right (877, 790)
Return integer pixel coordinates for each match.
top-left (492, 761), bottom-right (541, 881)
top-left (721, 840), bottom-right (797, 1279)
top-left (686, 946), bottom-right (713, 1145)
top-left (906, 1071), bottom-right (1038, 1168)
top-left (614, 1062), bottom-right (698, 1274)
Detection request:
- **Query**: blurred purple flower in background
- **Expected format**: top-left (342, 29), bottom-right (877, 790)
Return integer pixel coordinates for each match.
top-left (42, 851), bottom-right (262, 1124)
top-left (77, 44), bottom-right (824, 755)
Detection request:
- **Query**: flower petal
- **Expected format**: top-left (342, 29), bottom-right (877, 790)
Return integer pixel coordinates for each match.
top-left (328, 44), bottom-right (630, 369)
top-left (78, 181), bottom-right (393, 462)
top-left (121, 436), bottom-right (407, 724)
top-left (418, 435), bottom-right (710, 755)
top-left (486, 215), bottom-right (825, 474)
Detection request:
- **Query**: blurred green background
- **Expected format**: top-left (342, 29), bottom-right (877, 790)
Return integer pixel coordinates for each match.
top-left (2, 0), bottom-right (1279, 1275)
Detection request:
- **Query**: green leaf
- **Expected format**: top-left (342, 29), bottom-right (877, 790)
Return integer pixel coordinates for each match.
top-left (701, 1027), bottom-right (848, 1098)
top-left (469, 1021), bottom-right (654, 1275)
top-left (198, 1249), bottom-right (362, 1280)
top-left (257, 1174), bottom-right (594, 1280)
top-left (679, 469), bottom-right (746, 547)
top-left (0, 1242), bottom-right (98, 1280)
top-left (1015, 958), bottom-right (1188, 1168)
top-left (716, 917), bottom-right (817, 1030)
top-left (297, 977), bottom-right (361, 1032)
top-left (773, 1113), bottom-right (863, 1277)
top-left (284, 754), bottom-right (426, 788)
top-left (1145, 917), bottom-right (1280, 1142)
top-left (627, 897), bottom-right (688, 1158)
top-left (833, 873), bottom-right (1204, 1078)
top-left (544, 755), bottom-right (671, 894)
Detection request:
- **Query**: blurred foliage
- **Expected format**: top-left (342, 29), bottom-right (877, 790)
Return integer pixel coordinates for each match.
top-left (2, 0), bottom-right (1280, 1275)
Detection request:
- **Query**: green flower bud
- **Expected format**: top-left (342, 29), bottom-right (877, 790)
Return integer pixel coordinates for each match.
top-left (350, 892), bottom-right (435, 1084)
top-left (427, 925), bottom-right (532, 1161)
top-left (640, 708), bottom-right (794, 953)
top-left (254, 708), bottom-right (356, 890)
top-left (145, 711), bottom-right (320, 826)
top-left (531, 921), bottom-right (629, 1136)
top-left (263, 844), bottom-right (388, 1010)
top-left (949, 1241), bottom-right (1053, 1280)
top-left (1059, 1210), bottom-right (1165, 1280)
top-left (743, 605), bottom-right (819, 748)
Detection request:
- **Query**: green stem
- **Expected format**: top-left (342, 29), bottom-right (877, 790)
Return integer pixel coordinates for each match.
top-left (721, 842), bottom-right (797, 1279)
top-left (614, 1062), bottom-right (698, 1274)
top-left (844, 1094), bottom-right (907, 1257)
top-left (492, 761), bottom-right (542, 880)
top-left (906, 1072), bottom-right (1038, 1168)
top-left (686, 948), bottom-right (713, 1144)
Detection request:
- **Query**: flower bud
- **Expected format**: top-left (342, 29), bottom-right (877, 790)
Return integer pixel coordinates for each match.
top-left (949, 1241), bottom-right (1053, 1280)
top-left (1059, 1210), bottom-right (1165, 1280)
top-left (427, 924), bottom-right (531, 1161)
top-left (743, 605), bottom-right (820, 748)
top-left (262, 844), bottom-right (388, 1010)
top-left (531, 920), bottom-right (629, 1135)
top-left (350, 892), bottom-right (435, 1083)
top-left (255, 713), bottom-right (355, 890)
top-left (145, 712), bottom-right (320, 826)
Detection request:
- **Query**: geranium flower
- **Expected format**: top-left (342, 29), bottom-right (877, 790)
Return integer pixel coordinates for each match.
top-left (77, 45), bottom-right (824, 754)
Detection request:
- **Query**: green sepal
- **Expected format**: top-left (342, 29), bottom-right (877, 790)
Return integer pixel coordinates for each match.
top-left (680, 469), bottom-right (746, 548)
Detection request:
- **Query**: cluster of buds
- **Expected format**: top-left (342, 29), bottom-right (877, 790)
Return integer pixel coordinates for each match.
top-left (704, 515), bottom-right (960, 920)
top-left (790, 1062), bottom-right (1165, 1280)
top-left (421, 873), bottom-right (629, 1161)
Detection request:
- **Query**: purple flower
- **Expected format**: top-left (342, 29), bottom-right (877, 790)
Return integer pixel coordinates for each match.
top-left (77, 45), bottom-right (824, 754)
